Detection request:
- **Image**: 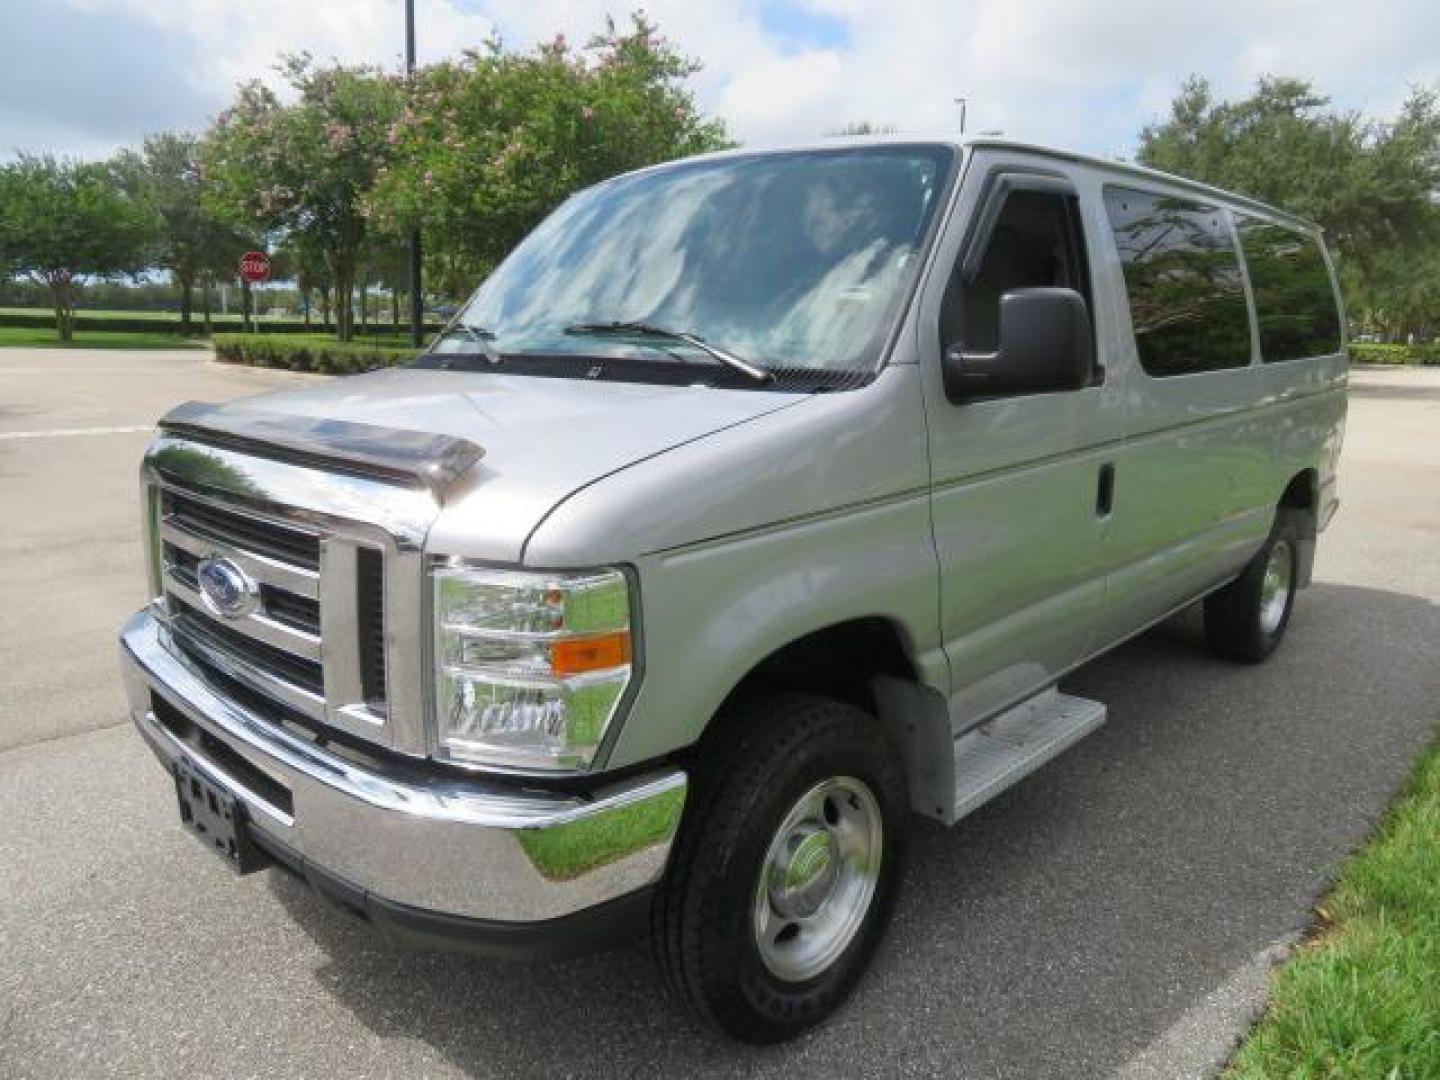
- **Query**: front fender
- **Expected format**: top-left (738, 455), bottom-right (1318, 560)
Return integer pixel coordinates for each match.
top-left (519, 365), bottom-right (947, 772)
top-left (605, 493), bottom-right (947, 769)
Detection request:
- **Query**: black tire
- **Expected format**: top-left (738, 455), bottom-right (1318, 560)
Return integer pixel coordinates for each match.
top-left (1204, 512), bottom-right (1302, 663)
top-left (653, 694), bottom-right (907, 1044)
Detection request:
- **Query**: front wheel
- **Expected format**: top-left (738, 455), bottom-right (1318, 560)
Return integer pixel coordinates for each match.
top-left (1204, 513), bottom-right (1301, 663)
top-left (653, 695), bottom-right (906, 1043)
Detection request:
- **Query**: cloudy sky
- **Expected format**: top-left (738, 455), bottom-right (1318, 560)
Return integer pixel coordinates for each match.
top-left (4, 0), bottom-right (1437, 163)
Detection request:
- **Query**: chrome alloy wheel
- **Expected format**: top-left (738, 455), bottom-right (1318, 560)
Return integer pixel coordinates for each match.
top-left (1258, 539), bottom-right (1294, 635)
top-left (752, 776), bottom-right (883, 983)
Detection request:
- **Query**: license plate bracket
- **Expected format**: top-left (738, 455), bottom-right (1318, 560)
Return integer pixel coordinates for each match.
top-left (173, 757), bottom-right (269, 874)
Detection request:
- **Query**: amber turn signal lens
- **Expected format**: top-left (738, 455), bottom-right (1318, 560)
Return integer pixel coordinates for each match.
top-left (550, 631), bottom-right (632, 675)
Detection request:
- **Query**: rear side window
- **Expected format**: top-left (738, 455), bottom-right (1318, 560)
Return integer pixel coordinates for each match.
top-left (1235, 218), bottom-right (1341, 362)
top-left (1103, 186), bottom-right (1251, 377)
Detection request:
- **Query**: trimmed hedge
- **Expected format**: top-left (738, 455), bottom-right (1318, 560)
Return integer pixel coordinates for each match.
top-left (1350, 342), bottom-right (1440, 365)
top-left (0, 308), bottom-right (438, 337)
top-left (1, 309), bottom-right (213, 335)
top-left (213, 333), bottom-right (418, 374)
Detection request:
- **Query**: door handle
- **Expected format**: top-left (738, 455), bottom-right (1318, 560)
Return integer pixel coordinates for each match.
top-left (1096, 463), bottom-right (1115, 517)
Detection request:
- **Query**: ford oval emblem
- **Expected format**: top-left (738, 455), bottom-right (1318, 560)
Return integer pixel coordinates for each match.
top-left (196, 556), bottom-right (257, 620)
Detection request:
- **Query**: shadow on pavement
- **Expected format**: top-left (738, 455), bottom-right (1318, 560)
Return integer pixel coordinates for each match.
top-left (271, 581), bottom-right (1440, 1080)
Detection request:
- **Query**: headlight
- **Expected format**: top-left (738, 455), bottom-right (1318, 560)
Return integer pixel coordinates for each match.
top-left (432, 563), bottom-right (635, 772)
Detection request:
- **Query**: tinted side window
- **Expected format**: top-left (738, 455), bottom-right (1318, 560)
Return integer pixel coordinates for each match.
top-left (1103, 186), bottom-right (1251, 377)
top-left (1235, 218), bottom-right (1341, 362)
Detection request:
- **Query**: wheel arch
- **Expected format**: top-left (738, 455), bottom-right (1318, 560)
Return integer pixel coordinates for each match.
top-left (1278, 467), bottom-right (1320, 587)
top-left (685, 617), bottom-right (955, 823)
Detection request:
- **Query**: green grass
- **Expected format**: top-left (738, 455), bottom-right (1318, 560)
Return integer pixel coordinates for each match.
top-left (1230, 738), bottom-right (1440, 1077)
top-left (0, 326), bottom-right (203, 349)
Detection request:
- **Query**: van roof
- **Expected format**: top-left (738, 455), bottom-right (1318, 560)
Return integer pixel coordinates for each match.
top-left (960, 136), bottom-right (1321, 232)
top-left (638, 134), bottom-right (1320, 234)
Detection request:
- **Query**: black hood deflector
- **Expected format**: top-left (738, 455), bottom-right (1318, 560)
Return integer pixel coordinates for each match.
top-left (158, 401), bottom-right (485, 498)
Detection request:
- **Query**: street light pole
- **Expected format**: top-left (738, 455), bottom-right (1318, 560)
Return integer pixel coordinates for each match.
top-left (954, 96), bottom-right (967, 136)
top-left (406, 0), bottom-right (424, 347)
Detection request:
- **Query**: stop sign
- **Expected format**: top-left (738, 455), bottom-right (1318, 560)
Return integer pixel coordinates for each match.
top-left (238, 251), bottom-right (271, 283)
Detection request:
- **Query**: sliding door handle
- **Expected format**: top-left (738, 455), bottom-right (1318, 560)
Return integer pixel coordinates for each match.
top-left (1096, 463), bottom-right (1115, 517)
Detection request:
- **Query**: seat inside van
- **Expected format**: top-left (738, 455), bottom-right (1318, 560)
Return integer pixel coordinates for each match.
top-left (943, 190), bottom-right (1084, 354)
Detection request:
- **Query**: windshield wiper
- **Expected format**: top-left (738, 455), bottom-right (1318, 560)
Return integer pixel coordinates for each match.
top-left (431, 320), bottom-right (502, 364)
top-left (445, 321), bottom-right (496, 343)
top-left (563, 321), bottom-right (774, 384)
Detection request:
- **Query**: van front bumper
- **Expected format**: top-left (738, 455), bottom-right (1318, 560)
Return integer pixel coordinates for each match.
top-left (119, 608), bottom-right (686, 957)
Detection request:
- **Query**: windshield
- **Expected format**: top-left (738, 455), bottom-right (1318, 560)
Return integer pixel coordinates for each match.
top-left (439, 146), bottom-right (954, 375)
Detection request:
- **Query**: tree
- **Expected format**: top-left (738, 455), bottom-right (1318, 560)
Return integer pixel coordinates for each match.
top-left (1346, 244), bottom-right (1440, 342)
top-left (361, 232), bottom-right (411, 327)
top-left (370, 15), bottom-right (730, 299)
top-left (0, 155), bottom-right (158, 340)
top-left (199, 227), bottom-right (256, 333)
top-left (114, 133), bottom-right (248, 330)
top-left (1138, 77), bottom-right (1440, 276)
top-left (827, 121), bottom-right (898, 137)
top-left (276, 232), bottom-right (332, 327)
top-left (203, 56), bottom-right (402, 340)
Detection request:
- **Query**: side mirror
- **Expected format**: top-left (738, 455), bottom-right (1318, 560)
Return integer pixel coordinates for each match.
top-left (943, 287), bottom-right (1094, 400)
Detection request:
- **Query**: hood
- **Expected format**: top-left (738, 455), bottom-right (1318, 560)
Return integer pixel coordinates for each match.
top-left (219, 366), bottom-right (805, 563)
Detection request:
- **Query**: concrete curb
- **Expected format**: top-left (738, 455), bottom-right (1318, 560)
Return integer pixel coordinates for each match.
top-left (1113, 934), bottom-right (1299, 1080)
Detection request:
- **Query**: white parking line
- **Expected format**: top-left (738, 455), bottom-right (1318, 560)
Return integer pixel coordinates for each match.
top-left (0, 425), bottom-right (154, 440)
top-left (0, 367), bottom-right (191, 375)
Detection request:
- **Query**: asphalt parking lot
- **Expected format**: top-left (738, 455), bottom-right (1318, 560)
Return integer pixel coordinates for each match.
top-left (2, 349), bottom-right (1437, 1078)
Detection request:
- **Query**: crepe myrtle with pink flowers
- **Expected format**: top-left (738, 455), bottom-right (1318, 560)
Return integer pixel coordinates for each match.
top-left (202, 56), bottom-right (404, 341)
top-left (198, 14), bottom-right (727, 339)
top-left (367, 14), bottom-right (731, 300)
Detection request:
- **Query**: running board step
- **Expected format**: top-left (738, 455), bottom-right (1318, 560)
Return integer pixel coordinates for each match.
top-left (951, 690), bottom-right (1107, 822)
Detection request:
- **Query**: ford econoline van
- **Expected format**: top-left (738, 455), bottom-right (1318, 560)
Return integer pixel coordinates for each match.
top-left (120, 137), bottom-right (1346, 1042)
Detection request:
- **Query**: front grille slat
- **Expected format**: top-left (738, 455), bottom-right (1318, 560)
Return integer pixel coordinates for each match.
top-left (356, 548), bottom-right (387, 708)
top-left (260, 586), bottom-right (321, 635)
top-left (163, 490), bottom-right (320, 571)
top-left (164, 573), bottom-right (321, 660)
top-left (170, 597), bottom-right (325, 697)
top-left (164, 542), bottom-right (199, 584)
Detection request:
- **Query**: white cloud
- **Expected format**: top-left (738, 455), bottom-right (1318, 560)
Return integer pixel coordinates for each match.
top-left (5, 0), bottom-right (1438, 162)
top-left (64, 0), bottom-right (499, 93)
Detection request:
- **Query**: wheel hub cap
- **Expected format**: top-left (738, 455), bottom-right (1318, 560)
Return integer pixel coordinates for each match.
top-left (752, 776), bottom-right (883, 983)
top-left (1259, 540), bottom-right (1294, 635)
top-left (769, 825), bottom-right (839, 918)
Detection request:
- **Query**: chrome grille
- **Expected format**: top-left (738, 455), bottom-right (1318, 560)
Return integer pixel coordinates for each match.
top-left (156, 482), bottom-right (390, 738)
top-left (160, 488), bottom-right (332, 724)
top-left (146, 434), bottom-right (434, 757)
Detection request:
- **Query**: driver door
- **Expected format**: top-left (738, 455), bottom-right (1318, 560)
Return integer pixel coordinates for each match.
top-left (916, 153), bottom-right (1125, 731)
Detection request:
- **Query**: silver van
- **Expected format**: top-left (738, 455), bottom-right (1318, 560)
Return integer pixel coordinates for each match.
top-left (119, 137), bottom-right (1346, 1043)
